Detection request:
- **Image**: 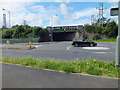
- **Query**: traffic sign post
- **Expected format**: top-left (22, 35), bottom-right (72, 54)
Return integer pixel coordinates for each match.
top-left (29, 41), bottom-right (32, 49)
top-left (110, 8), bottom-right (119, 16)
top-left (116, 1), bottom-right (120, 66)
top-left (110, 1), bottom-right (120, 66)
top-left (111, 1), bottom-right (120, 66)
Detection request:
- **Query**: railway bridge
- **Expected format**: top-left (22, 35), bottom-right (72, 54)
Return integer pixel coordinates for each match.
top-left (47, 25), bottom-right (83, 41)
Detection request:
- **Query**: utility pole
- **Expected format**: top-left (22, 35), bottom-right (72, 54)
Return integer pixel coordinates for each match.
top-left (50, 15), bottom-right (53, 42)
top-left (101, 3), bottom-right (104, 27)
top-left (91, 15), bottom-right (97, 25)
top-left (23, 20), bottom-right (27, 29)
top-left (50, 14), bottom-right (58, 42)
top-left (91, 15), bottom-right (95, 25)
top-left (96, 3), bottom-right (105, 27)
top-left (3, 14), bottom-right (7, 28)
top-left (23, 20), bottom-right (27, 26)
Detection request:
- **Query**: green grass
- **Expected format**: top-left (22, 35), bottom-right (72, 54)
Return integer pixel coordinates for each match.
top-left (0, 43), bottom-right (14, 44)
top-left (0, 43), bottom-right (9, 44)
top-left (0, 57), bottom-right (120, 78)
top-left (93, 39), bottom-right (116, 42)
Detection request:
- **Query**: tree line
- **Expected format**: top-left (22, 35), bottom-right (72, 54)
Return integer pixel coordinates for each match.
top-left (0, 17), bottom-right (118, 40)
top-left (83, 18), bottom-right (118, 40)
top-left (1, 25), bottom-right (48, 39)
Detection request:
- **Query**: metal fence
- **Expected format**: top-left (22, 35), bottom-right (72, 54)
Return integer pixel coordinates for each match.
top-left (2, 38), bottom-right (39, 43)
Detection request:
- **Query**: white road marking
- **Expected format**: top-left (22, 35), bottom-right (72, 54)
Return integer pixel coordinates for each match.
top-left (93, 52), bottom-right (106, 54)
top-left (82, 47), bottom-right (109, 50)
top-left (67, 46), bottom-right (71, 50)
top-left (93, 52), bottom-right (115, 54)
top-left (35, 45), bottom-right (42, 48)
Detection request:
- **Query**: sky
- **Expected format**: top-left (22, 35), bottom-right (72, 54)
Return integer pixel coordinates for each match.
top-left (0, 0), bottom-right (119, 28)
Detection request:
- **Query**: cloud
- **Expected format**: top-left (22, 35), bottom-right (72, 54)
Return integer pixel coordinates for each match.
top-left (0, 1), bottom-right (118, 28)
top-left (58, 7), bottom-right (98, 25)
top-left (0, 0), bottom-right (119, 3)
top-left (0, 0), bottom-right (71, 3)
top-left (0, 2), bottom-right (29, 27)
top-left (103, 2), bottom-right (118, 23)
top-left (59, 3), bottom-right (75, 23)
top-left (60, 3), bottom-right (68, 15)
top-left (57, 18), bottom-right (90, 26)
top-left (107, 0), bottom-right (119, 2)
top-left (74, 8), bottom-right (98, 19)
top-left (32, 5), bottom-right (46, 13)
top-left (0, 2), bottom-right (56, 27)
top-left (50, 15), bottom-right (59, 26)
top-left (55, 0), bottom-right (71, 3)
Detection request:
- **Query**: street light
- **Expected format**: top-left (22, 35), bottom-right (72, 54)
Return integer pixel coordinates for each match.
top-left (50, 14), bottom-right (58, 42)
top-left (50, 15), bottom-right (54, 42)
top-left (2, 8), bottom-right (11, 28)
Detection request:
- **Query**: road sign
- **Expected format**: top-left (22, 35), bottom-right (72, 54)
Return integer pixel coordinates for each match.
top-left (110, 7), bottom-right (119, 16)
top-left (29, 42), bottom-right (32, 48)
top-left (110, 1), bottom-right (120, 66)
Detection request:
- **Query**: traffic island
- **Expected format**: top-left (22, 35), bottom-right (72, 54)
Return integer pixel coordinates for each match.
top-left (1, 46), bottom-right (36, 50)
top-left (28, 47), bottom-right (36, 50)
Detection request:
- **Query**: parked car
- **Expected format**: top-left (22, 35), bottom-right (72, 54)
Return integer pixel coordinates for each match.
top-left (71, 39), bottom-right (97, 47)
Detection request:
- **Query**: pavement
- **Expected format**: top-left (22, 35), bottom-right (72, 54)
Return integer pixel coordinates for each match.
top-left (2, 63), bottom-right (119, 88)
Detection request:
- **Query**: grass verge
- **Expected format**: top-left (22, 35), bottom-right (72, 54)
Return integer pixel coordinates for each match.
top-left (93, 39), bottom-right (116, 42)
top-left (0, 43), bottom-right (14, 44)
top-left (0, 57), bottom-right (120, 78)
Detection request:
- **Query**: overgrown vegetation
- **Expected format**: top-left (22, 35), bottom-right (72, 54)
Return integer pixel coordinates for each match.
top-left (1, 57), bottom-right (120, 78)
top-left (1, 25), bottom-right (48, 39)
top-left (93, 38), bottom-right (116, 42)
top-left (83, 18), bottom-right (118, 40)
top-left (0, 17), bottom-right (118, 41)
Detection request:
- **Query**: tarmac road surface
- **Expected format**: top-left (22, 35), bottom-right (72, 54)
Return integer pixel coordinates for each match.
top-left (1, 42), bottom-right (116, 61)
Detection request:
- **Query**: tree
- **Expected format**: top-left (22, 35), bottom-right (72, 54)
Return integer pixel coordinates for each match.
top-left (84, 24), bottom-right (95, 33)
top-left (33, 26), bottom-right (43, 38)
top-left (2, 28), bottom-right (14, 38)
top-left (24, 26), bottom-right (34, 38)
top-left (104, 21), bottom-right (118, 38)
top-left (12, 25), bottom-right (25, 38)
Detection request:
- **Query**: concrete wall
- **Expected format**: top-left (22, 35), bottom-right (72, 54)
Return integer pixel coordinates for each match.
top-left (38, 32), bottom-right (76, 42)
top-left (38, 33), bottom-right (50, 42)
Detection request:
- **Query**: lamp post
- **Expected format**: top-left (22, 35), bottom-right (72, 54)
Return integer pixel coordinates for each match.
top-left (50, 16), bottom-right (53, 42)
top-left (2, 8), bottom-right (11, 28)
top-left (50, 14), bottom-right (58, 42)
top-left (50, 15), bottom-right (54, 43)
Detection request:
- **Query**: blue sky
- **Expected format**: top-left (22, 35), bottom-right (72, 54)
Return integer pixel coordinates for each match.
top-left (0, 0), bottom-right (118, 28)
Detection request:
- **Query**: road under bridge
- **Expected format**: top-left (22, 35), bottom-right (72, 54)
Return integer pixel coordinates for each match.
top-left (45, 25), bottom-right (83, 41)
